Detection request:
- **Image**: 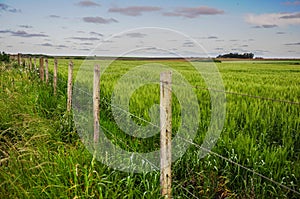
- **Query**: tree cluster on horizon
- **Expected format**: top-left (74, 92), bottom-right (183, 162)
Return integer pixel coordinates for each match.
top-left (217, 52), bottom-right (254, 59)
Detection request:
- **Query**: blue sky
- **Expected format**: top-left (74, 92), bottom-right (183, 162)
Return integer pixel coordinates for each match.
top-left (0, 0), bottom-right (300, 57)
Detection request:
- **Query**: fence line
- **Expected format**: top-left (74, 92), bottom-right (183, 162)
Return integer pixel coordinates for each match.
top-left (14, 56), bottom-right (300, 197)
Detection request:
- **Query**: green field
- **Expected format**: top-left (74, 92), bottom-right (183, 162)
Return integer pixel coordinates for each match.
top-left (0, 58), bottom-right (299, 198)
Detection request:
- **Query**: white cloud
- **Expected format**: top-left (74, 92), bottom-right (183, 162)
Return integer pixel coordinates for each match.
top-left (163, 6), bottom-right (224, 18)
top-left (245, 12), bottom-right (300, 27)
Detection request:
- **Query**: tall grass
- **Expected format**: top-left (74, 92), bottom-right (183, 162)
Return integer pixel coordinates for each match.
top-left (0, 59), bottom-right (299, 198)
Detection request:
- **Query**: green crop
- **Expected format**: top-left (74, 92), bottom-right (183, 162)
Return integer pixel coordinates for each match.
top-left (0, 58), bottom-right (299, 198)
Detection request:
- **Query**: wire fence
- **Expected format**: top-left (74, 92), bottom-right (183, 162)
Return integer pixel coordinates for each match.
top-left (12, 57), bottom-right (300, 197)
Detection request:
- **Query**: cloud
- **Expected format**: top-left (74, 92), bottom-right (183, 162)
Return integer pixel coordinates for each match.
top-left (183, 41), bottom-right (195, 47)
top-left (69, 37), bottom-right (100, 41)
top-left (12, 31), bottom-right (48, 37)
top-left (80, 42), bottom-right (94, 45)
top-left (90, 31), bottom-right (103, 36)
top-left (125, 32), bottom-right (147, 38)
top-left (49, 15), bottom-right (61, 18)
top-left (245, 12), bottom-right (300, 27)
top-left (262, 24), bottom-right (278, 28)
top-left (0, 3), bottom-right (20, 13)
top-left (76, 0), bottom-right (100, 7)
top-left (0, 29), bottom-right (48, 38)
top-left (280, 13), bottom-right (300, 19)
top-left (83, 17), bottom-right (118, 24)
top-left (284, 42), bottom-right (300, 45)
top-left (252, 24), bottom-right (278, 28)
top-left (207, 36), bottom-right (218, 39)
top-left (19, 25), bottom-right (33, 29)
top-left (79, 48), bottom-right (90, 51)
top-left (282, 1), bottom-right (300, 6)
top-left (108, 6), bottom-right (161, 16)
top-left (0, 30), bottom-right (11, 34)
top-left (162, 6), bottom-right (224, 18)
top-left (40, 43), bottom-right (53, 47)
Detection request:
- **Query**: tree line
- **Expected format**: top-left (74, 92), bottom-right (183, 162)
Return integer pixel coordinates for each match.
top-left (217, 52), bottom-right (254, 59)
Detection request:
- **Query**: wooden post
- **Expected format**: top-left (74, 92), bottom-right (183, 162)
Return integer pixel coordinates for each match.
top-left (67, 61), bottom-right (73, 112)
top-left (29, 57), bottom-right (32, 70)
top-left (39, 57), bottom-right (44, 81)
top-left (17, 53), bottom-right (21, 66)
top-left (160, 71), bottom-right (172, 198)
top-left (93, 64), bottom-right (100, 143)
top-left (45, 58), bottom-right (49, 83)
top-left (53, 58), bottom-right (58, 95)
top-left (34, 58), bottom-right (37, 69)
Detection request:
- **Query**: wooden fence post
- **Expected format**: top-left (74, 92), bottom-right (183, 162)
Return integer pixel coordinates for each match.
top-left (67, 61), bottom-right (73, 112)
top-left (39, 57), bottom-right (44, 81)
top-left (160, 71), bottom-right (172, 198)
top-left (34, 58), bottom-right (37, 69)
top-left (53, 58), bottom-right (58, 95)
top-left (29, 57), bottom-right (32, 70)
top-left (45, 58), bottom-right (49, 83)
top-left (17, 53), bottom-right (21, 66)
top-left (93, 64), bottom-right (100, 143)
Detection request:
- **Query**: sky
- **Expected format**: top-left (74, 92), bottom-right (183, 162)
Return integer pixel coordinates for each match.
top-left (0, 0), bottom-right (300, 58)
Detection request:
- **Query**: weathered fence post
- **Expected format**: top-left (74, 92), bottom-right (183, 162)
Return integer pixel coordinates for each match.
top-left (160, 71), bottom-right (172, 198)
top-left (39, 57), bottom-right (44, 81)
top-left (53, 58), bottom-right (58, 95)
top-left (29, 57), bottom-right (32, 70)
top-left (17, 53), bottom-right (21, 66)
top-left (34, 58), bottom-right (37, 69)
top-left (45, 58), bottom-right (49, 83)
top-left (22, 58), bottom-right (25, 67)
top-left (67, 61), bottom-right (73, 112)
top-left (93, 64), bottom-right (100, 143)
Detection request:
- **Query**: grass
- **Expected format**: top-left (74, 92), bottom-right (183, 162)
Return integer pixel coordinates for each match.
top-left (0, 58), bottom-right (299, 198)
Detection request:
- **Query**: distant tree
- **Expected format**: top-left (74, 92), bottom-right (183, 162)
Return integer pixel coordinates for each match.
top-left (0, 51), bottom-right (10, 62)
top-left (217, 52), bottom-right (254, 59)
